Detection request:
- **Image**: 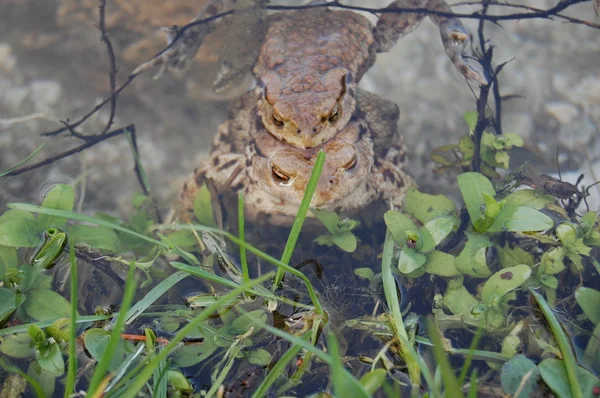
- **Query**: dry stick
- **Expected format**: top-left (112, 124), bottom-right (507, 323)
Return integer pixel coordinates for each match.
top-left (98, 0), bottom-right (118, 136)
top-left (1, 125), bottom-right (133, 178)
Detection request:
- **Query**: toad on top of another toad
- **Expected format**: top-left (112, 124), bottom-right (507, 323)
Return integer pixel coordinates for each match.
top-left (139, 0), bottom-right (486, 148)
top-left (176, 91), bottom-right (414, 227)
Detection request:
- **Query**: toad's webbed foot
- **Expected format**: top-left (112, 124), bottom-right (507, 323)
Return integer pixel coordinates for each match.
top-left (132, 0), bottom-right (241, 78)
top-left (374, 0), bottom-right (487, 86)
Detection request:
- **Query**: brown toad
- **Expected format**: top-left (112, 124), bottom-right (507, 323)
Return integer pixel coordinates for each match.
top-left (175, 91), bottom-right (414, 227)
top-left (141, 0), bottom-right (486, 148)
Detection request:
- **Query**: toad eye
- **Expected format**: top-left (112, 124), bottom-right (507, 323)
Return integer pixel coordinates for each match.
top-left (342, 155), bottom-right (357, 171)
top-left (272, 112), bottom-right (284, 127)
top-left (328, 104), bottom-right (340, 123)
top-left (271, 165), bottom-right (293, 186)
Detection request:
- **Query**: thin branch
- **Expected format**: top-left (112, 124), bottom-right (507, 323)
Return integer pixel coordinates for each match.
top-left (98, 0), bottom-right (118, 136)
top-left (1, 125), bottom-right (133, 178)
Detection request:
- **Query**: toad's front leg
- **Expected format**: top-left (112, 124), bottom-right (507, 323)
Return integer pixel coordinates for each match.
top-left (374, 0), bottom-right (487, 86)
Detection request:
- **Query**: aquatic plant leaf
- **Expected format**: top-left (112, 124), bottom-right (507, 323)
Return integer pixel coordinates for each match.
top-left (70, 225), bottom-right (120, 253)
top-left (481, 265), bottom-right (531, 306)
top-left (443, 278), bottom-right (480, 318)
top-left (311, 208), bottom-right (340, 234)
top-left (0, 245), bottom-right (18, 276)
top-left (0, 288), bottom-right (18, 326)
top-left (402, 189), bottom-right (458, 225)
top-left (314, 234), bottom-right (335, 247)
top-left (354, 268), bottom-right (375, 282)
top-left (173, 329), bottom-right (217, 367)
top-left (500, 354), bottom-right (539, 398)
top-left (230, 309), bottom-right (267, 334)
top-left (455, 233), bottom-right (492, 277)
top-left (167, 370), bottom-right (193, 393)
top-left (384, 211), bottom-right (418, 247)
top-left (246, 348), bottom-right (272, 366)
top-left (22, 289), bottom-right (72, 321)
top-left (540, 275), bottom-right (558, 289)
top-left (27, 362), bottom-right (56, 398)
top-left (193, 184), bottom-right (217, 227)
top-left (487, 206), bottom-right (554, 233)
top-left (457, 172), bottom-right (496, 227)
top-left (424, 250), bottom-right (460, 277)
top-left (0, 333), bottom-right (33, 358)
top-left (46, 318), bottom-right (70, 343)
top-left (539, 358), bottom-right (599, 398)
top-left (162, 230), bottom-right (197, 249)
top-left (497, 244), bottom-right (534, 268)
top-left (35, 339), bottom-right (64, 376)
top-left (539, 247), bottom-right (565, 275)
top-left (421, 217), bottom-right (454, 251)
top-left (83, 328), bottom-right (125, 371)
top-left (332, 231), bottom-right (357, 253)
top-left (38, 184), bottom-right (74, 231)
top-left (575, 287), bottom-right (600, 325)
top-left (463, 111), bottom-right (477, 134)
top-left (397, 246), bottom-right (427, 274)
top-left (0, 217), bottom-right (42, 248)
top-left (503, 189), bottom-right (554, 210)
top-left (359, 369), bottom-right (387, 395)
top-left (503, 133), bottom-right (524, 148)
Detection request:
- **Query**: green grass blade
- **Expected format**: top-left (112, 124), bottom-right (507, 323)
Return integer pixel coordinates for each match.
top-left (327, 329), bottom-right (370, 398)
top-left (87, 264), bottom-right (137, 395)
top-left (0, 314), bottom-right (112, 337)
top-left (121, 272), bottom-right (273, 397)
top-left (0, 143), bottom-right (45, 178)
top-left (381, 230), bottom-right (430, 393)
top-left (238, 192), bottom-right (250, 285)
top-left (7, 204), bottom-right (324, 315)
top-left (426, 317), bottom-right (464, 398)
top-left (252, 335), bottom-right (306, 398)
top-left (8, 204), bottom-right (164, 247)
top-left (274, 150), bottom-right (325, 287)
top-left (242, 310), bottom-right (370, 396)
top-left (529, 288), bottom-right (582, 398)
top-left (125, 271), bottom-right (189, 325)
top-left (458, 327), bottom-right (483, 385)
top-left (64, 243), bottom-right (78, 398)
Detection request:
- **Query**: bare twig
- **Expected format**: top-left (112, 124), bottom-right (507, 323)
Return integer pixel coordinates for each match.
top-left (1, 125), bottom-right (133, 178)
top-left (98, 0), bottom-right (118, 136)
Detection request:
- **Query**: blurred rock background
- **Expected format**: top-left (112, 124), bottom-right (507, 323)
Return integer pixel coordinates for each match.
top-left (0, 0), bottom-right (598, 216)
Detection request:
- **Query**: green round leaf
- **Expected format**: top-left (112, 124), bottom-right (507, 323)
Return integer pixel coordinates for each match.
top-left (22, 289), bottom-right (72, 321)
top-left (0, 287), bottom-right (18, 325)
top-left (481, 265), bottom-right (531, 306)
top-left (423, 251), bottom-right (459, 277)
top-left (455, 233), bottom-right (492, 277)
top-left (402, 189), bottom-right (458, 224)
top-left (246, 348), bottom-right (272, 366)
top-left (83, 328), bottom-right (124, 371)
top-left (0, 218), bottom-right (42, 248)
top-left (0, 333), bottom-right (34, 358)
top-left (35, 340), bottom-right (65, 376)
top-left (359, 369), bottom-right (387, 395)
top-left (488, 206), bottom-right (554, 233)
top-left (457, 172), bottom-right (496, 226)
top-left (397, 246), bottom-right (426, 274)
top-left (332, 231), bottom-right (357, 253)
top-left (70, 225), bottom-right (121, 253)
top-left (27, 362), bottom-right (56, 398)
top-left (575, 287), bottom-right (600, 325)
top-left (539, 358), bottom-right (599, 398)
top-left (503, 189), bottom-right (554, 210)
top-left (500, 354), bottom-right (539, 398)
top-left (38, 184), bottom-right (75, 231)
top-left (384, 211), bottom-right (418, 247)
